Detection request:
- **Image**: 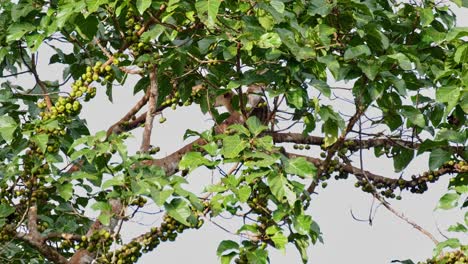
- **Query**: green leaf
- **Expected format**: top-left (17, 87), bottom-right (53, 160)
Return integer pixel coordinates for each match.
top-left (388, 53), bottom-right (413, 71)
top-left (293, 236), bottom-right (310, 263)
top-left (0, 204), bottom-right (15, 218)
top-left (216, 240), bottom-right (239, 256)
top-left (393, 147), bottom-right (414, 172)
top-left (390, 260), bottom-right (416, 264)
top-left (293, 215), bottom-right (313, 235)
top-left (285, 157), bottom-right (317, 178)
top-left (429, 149), bottom-right (451, 171)
top-left (57, 182), bottom-right (73, 200)
top-left (221, 135), bottom-right (248, 159)
top-left (165, 198), bottom-right (191, 226)
top-left (236, 185), bottom-right (251, 203)
top-left (140, 24), bottom-right (165, 43)
top-left (436, 86), bottom-right (461, 114)
top-left (358, 60), bottom-right (380, 81)
top-left (91, 202), bottom-right (112, 226)
top-left (258, 32), bottom-right (282, 49)
top-left (270, 231), bottom-right (288, 250)
top-left (400, 106), bottom-right (426, 128)
top-left (437, 192), bottom-right (459, 210)
top-left (286, 89), bottom-right (304, 109)
top-left (268, 172), bottom-right (296, 205)
top-left (151, 188), bottom-right (174, 207)
top-left (102, 175), bottom-right (125, 189)
top-left (434, 238), bottom-right (461, 256)
top-left (308, 0), bottom-right (334, 16)
top-left (270, 0), bottom-right (285, 13)
top-left (447, 223), bottom-right (467, 233)
top-left (6, 23), bottom-right (35, 42)
top-left (246, 116), bottom-right (267, 137)
top-left (308, 79), bottom-right (331, 98)
top-left (195, 0), bottom-right (221, 28)
top-left (201, 141), bottom-right (218, 156)
top-left (420, 8), bottom-right (434, 27)
top-left (207, 0), bottom-right (221, 26)
top-left (246, 248), bottom-right (268, 264)
top-left (31, 134), bottom-right (49, 153)
top-left (0, 115), bottom-right (18, 144)
top-left (454, 44), bottom-right (468, 64)
top-left (136, 0), bottom-right (151, 14)
top-left (75, 14), bottom-right (98, 40)
top-left (85, 0), bottom-right (109, 13)
top-left (179, 152), bottom-right (216, 172)
top-left (344, 45), bottom-right (371, 60)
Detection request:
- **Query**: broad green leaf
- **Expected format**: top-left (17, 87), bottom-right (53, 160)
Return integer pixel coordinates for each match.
top-left (400, 106), bottom-right (426, 127)
top-left (293, 215), bottom-right (313, 235)
top-left (6, 23), bottom-right (35, 42)
top-left (447, 223), bottom-right (467, 233)
top-left (344, 45), bottom-right (371, 60)
top-left (258, 32), bottom-right (282, 49)
top-left (151, 188), bottom-right (174, 206)
top-left (75, 14), bottom-right (98, 39)
top-left (136, 0), bottom-right (151, 14)
top-left (102, 175), bottom-right (125, 189)
top-left (293, 236), bottom-right (310, 263)
top-left (236, 185), bottom-right (251, 203)
top-left (179, 152), bottom-right (216, 171)
top-left (246, 116), bottom-right (267, 137)
top-left (286, 89), bottom-right (304, 109)
top-left (454, 44), bottom-right (468, 64)
top-left (165, 198), bottom-right (191, 226)
top-left (388, 53), bottom-right (413, 71)
top-left (207, 0), bottom-right (221, 26)
top-left (0, 115), bottom-right (18, 143)
top-left (270, 0), bottom-right (285, 13)
top-left (308, 0), bottom-right (334, 16)
top-left (268, 172), bottom-right (296, 205)
top-left (420, 8), bottom-right (434, 27)
top-left (0, 204), bottom-right (15, 218)
top-left (437, 192), bottom-right (459, 210)
top-left (216, 240), bottom-right (239, 256)
top-left (31, 134), bottom-right (49, 153)
top-left (358, 60), bottom-right (380, 81)
top-left (57, 182), bottom-right (73, 200)
top-left (436, 86), bottom-right (461, 114)
top-left (140, 24), bottom-right (165, 43)
top-left (246, 249), bottom-right (268, 264)
top-left (393, 147), bottom-right (414, 172)
top-left (270, 231), bottom-right (288, 250)
top-left (221, 135), bottom-right (248, 159)
top-left (285, 157), bottom-right (317, 178)
top-left (429, 149), bottom-right (451, 171)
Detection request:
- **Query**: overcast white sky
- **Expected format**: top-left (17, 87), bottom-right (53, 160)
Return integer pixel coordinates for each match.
top-left (6, 3), bottom-right (467, 264)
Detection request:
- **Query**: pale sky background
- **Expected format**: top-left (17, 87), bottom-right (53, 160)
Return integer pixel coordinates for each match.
top-left (5, 4), bottom-right (467, 264)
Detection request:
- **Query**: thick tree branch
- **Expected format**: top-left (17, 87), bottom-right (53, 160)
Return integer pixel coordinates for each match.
top-left (106, 89), bottom-right (150, 137)
top-left (271, 132), bottom-right (465, 153)
top-left (140, 67), bottom-right (158, 152)
top-left (15, 233), bottom-right (68, 264)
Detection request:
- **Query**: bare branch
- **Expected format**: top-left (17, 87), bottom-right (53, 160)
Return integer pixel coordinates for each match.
top-left (140, 67), bottom-right (159, 153)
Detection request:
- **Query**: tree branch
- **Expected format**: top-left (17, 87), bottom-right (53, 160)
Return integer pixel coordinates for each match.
top-left (140, 67), bottom-right (158, 153)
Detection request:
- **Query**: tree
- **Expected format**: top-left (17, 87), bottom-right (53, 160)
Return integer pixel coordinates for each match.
top-left (0, 0), bottom-right (467, 263)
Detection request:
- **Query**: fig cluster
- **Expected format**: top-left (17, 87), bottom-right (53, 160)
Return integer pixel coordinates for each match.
top-left (420, 250), bottom-right (467, 264)
top-left (97, 214), bottom-right (203, 264)
top-left (73, 229), bottom-right (113, 253)
top-left (0, 224), bottom-right (16, 243)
